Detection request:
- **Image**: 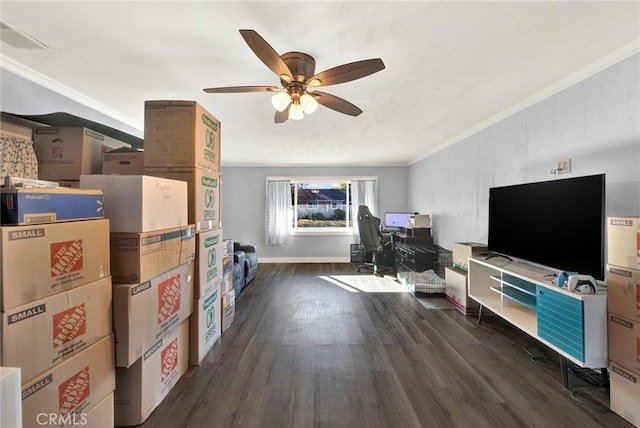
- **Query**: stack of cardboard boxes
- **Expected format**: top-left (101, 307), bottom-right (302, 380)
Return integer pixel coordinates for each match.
top-left (142, 100), bottom-right (225, 366)
top-left (445, 242), bottom-right (488, 315)
top-left (79, 174), bottom-right (194, 426)
top-left (606, 216), bottom-right (640, 427)
top-left (0, 187), bottom-right (115, 428)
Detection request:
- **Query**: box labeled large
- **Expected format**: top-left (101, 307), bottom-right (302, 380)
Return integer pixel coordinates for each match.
top-left (607, 265), bottom-right (640, 322)
top-left (114, 320), bottom-right (189, 427)
top-left (144, 167), bottom-right (220, 232)
top-left (0, 219), bottom-right (110, 311)
top-left (33, 127), bottom-right (129, 180)
top-left (452, 242), bottom-right (488, 272)
top-left (102, 147), bottom-right (144, 175)
top-left (1, 277), bottom-right (112, 383)
top-left (610, 362), bottom-right (640, 427)
top-left (80, 174), bottom-right (188, 233)
top-left (20, 335), bottom-right (115, 428)
top-left (445, 266), bottom-right (479, 315)
top-left (113, 262), bottom-right (194, 368)
top-left (0, 187), bottom-right (104, 225)
top-left (110, 225), bottom-right (196, 284)
top-left (144, 100), bottom-right (220, 172)
top-left (195, 228), bottom-right (223, 298)
top-left (189, 282), bottom-right (221, 366)
top-left (0, 367), bottom-right (21, 428)
top-left (608, 217), bottom-right (640, 270)
top-left (608, 313), bottom-right (639, 375)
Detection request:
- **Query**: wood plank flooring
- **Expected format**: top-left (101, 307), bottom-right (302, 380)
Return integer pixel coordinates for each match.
top-left (140, 263), bottom-right (632, 428)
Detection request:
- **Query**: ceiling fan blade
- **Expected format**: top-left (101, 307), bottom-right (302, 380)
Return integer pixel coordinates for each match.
top-left (307, 58), bottom-right (385, 87)
top-left (239, 29), bottom-right (293, 81)
top-left (203, 85), bottom-right (280, 93)
top-left (274, 105), bottom-right (290, 123)
top-left (311, 91), bottom-right (363, 116)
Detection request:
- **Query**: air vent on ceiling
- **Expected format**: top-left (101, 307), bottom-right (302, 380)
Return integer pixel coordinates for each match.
top-left (1, 20), bottom-right (51, 50)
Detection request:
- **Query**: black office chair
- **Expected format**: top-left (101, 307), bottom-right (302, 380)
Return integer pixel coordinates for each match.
top-left (356, 205), bottom-right (394, 276)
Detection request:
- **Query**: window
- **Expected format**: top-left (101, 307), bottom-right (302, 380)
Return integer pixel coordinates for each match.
top-left (292, 181), bottom-right (352, 232)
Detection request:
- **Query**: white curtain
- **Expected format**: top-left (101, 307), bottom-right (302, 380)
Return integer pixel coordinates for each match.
top-left (351, 179), bottom-right (378, 244)
top-left (265, 180), bottom-right (293, 245)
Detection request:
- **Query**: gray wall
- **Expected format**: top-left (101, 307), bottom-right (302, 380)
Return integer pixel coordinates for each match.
top-left (408, 54), bottom-right (640, 250)
top-left (220, 166), bottom-right (409, 261)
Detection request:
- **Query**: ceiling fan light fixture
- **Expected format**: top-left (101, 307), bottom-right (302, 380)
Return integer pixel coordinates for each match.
top-left (307, 78), bottom-right (321, 87)
top-left (288, 102), bottom-right (304, 120)
top-left (300, 93), bottom-right (318, 114)
top-left (271, 91), bottom-right (291, 112)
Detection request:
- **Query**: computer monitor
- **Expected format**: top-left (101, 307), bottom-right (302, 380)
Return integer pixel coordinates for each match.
top-left (384, 212), bottom-right (415, 229)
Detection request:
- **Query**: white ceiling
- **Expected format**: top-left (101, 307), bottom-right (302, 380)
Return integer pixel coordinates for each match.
top-left (1, 1), bottom-right (639, 167)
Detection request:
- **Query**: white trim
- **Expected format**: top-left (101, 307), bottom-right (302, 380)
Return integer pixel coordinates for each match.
top-left (292, 229), bottom-right (353, 236)
top-left (266, 176), bottom-right (378, 182)
top-left (259, 257), bottom-right (351, 263)
top-left (1, 54), bottom-right (143, 131)
top-left (411, 41), bottom-right (640, 164)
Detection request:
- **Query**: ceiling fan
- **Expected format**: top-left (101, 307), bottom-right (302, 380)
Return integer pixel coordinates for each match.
top-left (203, 30), bottom-right (385, 123)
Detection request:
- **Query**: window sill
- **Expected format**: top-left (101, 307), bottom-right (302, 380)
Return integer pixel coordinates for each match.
top-left (292, 229), bottom-right (354, 237)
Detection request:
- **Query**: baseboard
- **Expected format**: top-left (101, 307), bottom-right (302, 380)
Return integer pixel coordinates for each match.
top-left (259, 257), bottom-right (351, 263)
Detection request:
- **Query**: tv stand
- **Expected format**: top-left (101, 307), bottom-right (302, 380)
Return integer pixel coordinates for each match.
top-left (468, 256), bottom-right (607, 388)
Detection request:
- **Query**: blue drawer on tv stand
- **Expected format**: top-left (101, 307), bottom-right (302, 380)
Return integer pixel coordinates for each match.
top-left (536, 285), bottom-right (585, 362)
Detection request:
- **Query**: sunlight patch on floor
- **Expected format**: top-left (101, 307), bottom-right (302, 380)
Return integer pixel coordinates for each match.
top-left (319, 274), bottom-right (409, 293)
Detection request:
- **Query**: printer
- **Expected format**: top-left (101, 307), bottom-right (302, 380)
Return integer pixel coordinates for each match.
top-left (409, 214), bottom-right (431, 228)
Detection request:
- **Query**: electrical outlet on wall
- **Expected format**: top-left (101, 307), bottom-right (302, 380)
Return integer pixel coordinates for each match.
top-left (556, 158), bottom-right (571, 174)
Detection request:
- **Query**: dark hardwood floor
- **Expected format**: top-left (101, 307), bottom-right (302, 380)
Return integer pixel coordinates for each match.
top-left (140, 263), bottom-right (631, 428)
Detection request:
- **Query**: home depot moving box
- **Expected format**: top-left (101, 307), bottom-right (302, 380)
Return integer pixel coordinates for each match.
top-left (1, 277), bottom-right (112, 383)
top-left (189, 282), bottom-right (220, 366)
top-left (608, 313), bottom-right (639, 375)
top-left (20, 335), bottom-right (115, 428)
top-left (33, 127), bottom-right (130, 180)
top-left (452, 242), bottom-right (488, 272)
top-left (80, 174), bottom-right (188, 233)
top-left (0, 367), bottom-right (22, 428)
top-left (194, 228), bottom-right (223, 298)
top-left (82, 391), bottom-right (114, 428)
top-left (608, 216), bottom-right (640, 271)
top-left (143, 100), bottom-right (220, 172)
top-left (110, 225), bottom-right (196, 284)
top-left (0, 219), bottom-right (110, 311)
top-left (112, 262), bottom-right (194, 368)
top-left (607, 265), bottom-right (640, 323)
top-left (144, 167), bottom-right (220, 232)
top-left (115, 320), bottom-right (189, 426)
top-left (610, 362), bottom-right (640, 427)
top-left (102, 147), bottom-right (144, 175)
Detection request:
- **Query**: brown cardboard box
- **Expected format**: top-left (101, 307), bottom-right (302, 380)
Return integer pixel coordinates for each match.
top-left (0, 219), bottom-right (110, 311)
top-left (102, 148), bottom-right (144, 175)
top-left (609, 362), bottom-right (640, 427)
top-left (608, 216), bottom-right (640, 271)
top-left (114, 320), bottom-right (189, 427)
top-left (0, 367), bottom-right (22, 428)
top-left (452, 242), bottom-right (488, 272)
top-left (143, 100), bottom-right (220, 172)
top-left (607, 265), bottom-right (640, 323)
top-left (222, 289), bottom-right (235, 333)
top-left (194, 229), bottom-right (224, 298)
top-left (144, 167), bottom-right (220, 232)
top-left (608, 313), bottom-right (639, 375)
top-left (82, 391), bottom-right (114, 428)
top-left (33, 127), bottom-right (130, 180)
top-left (445, 266), bottom-right (479, 315)
top-left (110, 225), bottom-right (196, 284)
top-left (189, 282), bottom-right (221, 366)
top-left (112, 262), bottom-right (194, 368)
top-left (21, 335), bottom-right (115, 428)
top-left (80, 174), bottom-right (188, 233)
top-left (1, 277), bottom-right (112, 383)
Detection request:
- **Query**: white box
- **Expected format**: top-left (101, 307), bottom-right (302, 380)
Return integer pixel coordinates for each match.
top-left (195, 228), bottom-right (223, 298)
top-left (607, 265), bottom-right (640, 323)
top-left (33, 127), bottom-right (129, 180)
top-left (608, 217), bottom-right (640, 271)
top-left (0, 367), bottom-right (21, 428)
top-left (445, 266), bottom-right (478, 315)
top-left (113, 262), bottom-right (194, 368)
top-left (610, 362), bottom-right (640, 427)
top-left (222, 289), bottom-right (235, 333)
top-left (608, 313), bottom-right (639, 375)
top-left (80, 174), bottom-right (188, 233)
top-left (102, 148), bottom-right (144, 175)
top-left (114, 320), bottom-right (189, 427)
top-left (189, 282), bottom-right (221, 366)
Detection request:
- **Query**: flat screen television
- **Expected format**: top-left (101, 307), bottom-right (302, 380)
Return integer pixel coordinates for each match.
top-left (384, 212), bottom-right (415, 228)
top-left (488, 174), bottom-right (605, 280)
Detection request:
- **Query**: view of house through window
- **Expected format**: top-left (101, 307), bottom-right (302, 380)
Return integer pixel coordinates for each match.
top-left (293, 182), bottom-right (352, 229)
